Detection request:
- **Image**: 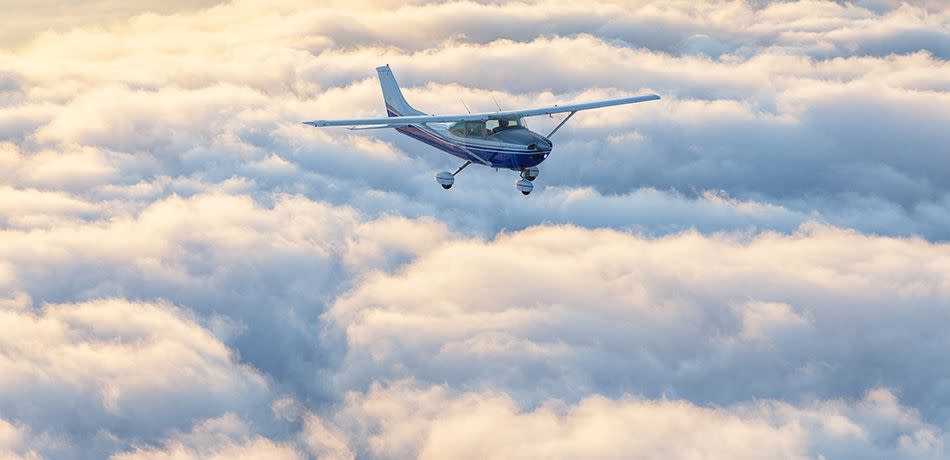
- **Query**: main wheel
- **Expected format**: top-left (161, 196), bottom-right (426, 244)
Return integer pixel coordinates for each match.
top-left (435, 171), bottom-right (454, 190)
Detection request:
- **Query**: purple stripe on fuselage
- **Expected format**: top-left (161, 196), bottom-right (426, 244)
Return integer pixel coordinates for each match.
top-left (396, 126), bottom-right (470, 161)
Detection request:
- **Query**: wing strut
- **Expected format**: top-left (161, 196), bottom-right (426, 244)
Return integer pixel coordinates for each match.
top-left (452, 160), bottom-right (472, 176)
top-left (547, 111), bottom-right (576, 138)
top-left (455, 143), bottom-right (491, 166)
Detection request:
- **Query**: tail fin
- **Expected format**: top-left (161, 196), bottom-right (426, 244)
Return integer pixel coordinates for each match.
top-left (376, 65), bottom-right (425, 117)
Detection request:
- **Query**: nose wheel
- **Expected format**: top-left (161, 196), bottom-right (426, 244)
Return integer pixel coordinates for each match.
top-left (515, 178), bottom-right (533, 195)
top-left (520, 166), bottom-right (539, 181)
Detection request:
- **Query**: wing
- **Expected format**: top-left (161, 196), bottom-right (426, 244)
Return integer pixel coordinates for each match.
top-left (303, 113), bottom-right (489, 128)
top-left (496, 94), bottom-right (660, 118)
top-left (303, 94), bottom-right (660, 128)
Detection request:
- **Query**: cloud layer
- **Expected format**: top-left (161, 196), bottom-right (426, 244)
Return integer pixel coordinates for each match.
top-left (302, 382), bottom-right (945, 460)
top-left (329, 225), bottom-right (950, 417)
top-left (1, 0), bottom-right (949, 458)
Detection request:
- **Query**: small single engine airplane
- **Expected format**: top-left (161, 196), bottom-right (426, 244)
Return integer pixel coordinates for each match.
top-left (304, 66), bottom-right (659, 195)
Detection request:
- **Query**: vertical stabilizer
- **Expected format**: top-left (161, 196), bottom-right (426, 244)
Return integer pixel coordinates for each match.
top-left (376, 65), bottom-right (425, 117)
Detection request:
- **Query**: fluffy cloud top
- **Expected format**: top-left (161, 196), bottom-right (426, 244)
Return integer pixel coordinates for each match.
top-left (329, 225), bottom-right (950, 417)
top-left (312, 382), bottom-right (944, 460)
top-left (111, 414), bottom-right (304, 460)
top-left (0, 296), bottom-right (270, 457)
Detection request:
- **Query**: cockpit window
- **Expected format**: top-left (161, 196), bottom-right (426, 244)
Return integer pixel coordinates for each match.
top-left (465, 121), bottom-right (485, 137)
top-left (449, 121), bottom-right (487, 137)
top-left (450, 118), bottom-right (525, 138)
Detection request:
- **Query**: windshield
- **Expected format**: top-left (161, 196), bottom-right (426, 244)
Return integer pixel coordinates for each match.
top-left (487, 118), bottom-right (524, 135)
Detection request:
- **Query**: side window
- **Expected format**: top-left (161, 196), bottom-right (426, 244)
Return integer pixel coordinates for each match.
top-left (486, 119), bottom-right (500, 134)
top-left (449, 122), bottom-right (465, 136)
top-left (465, 121), bottom-right (485, 138)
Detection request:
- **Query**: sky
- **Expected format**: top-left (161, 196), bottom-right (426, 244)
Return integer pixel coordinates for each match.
top-left (0, 0), bottom-right (949, 458)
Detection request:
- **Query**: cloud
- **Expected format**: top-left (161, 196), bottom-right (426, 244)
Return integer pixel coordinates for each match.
top-left (111, 413), bottom-right (303, 460)
top-left (0, 296), bottom-right (270, 457)
top-left (0, 186), bottom-right (101, 229)
top-left (0, 418), bottom-right (40, 460)
top-left (297, 381), bottom-right (945, 460)
top-left (0, 191), bottom-right (456, 407)
top-left (329, 224), bottom-right (950, 421)
top-left (3, 190), bottom-right (945, 457)
top-left (4, 2), bottom-right (948, 237)
top-left (0, 0), bottom-right (222, 48)
top-left (38, 0), bottom-right (928, 60)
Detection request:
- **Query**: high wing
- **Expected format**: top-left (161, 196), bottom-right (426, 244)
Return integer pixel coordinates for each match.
top-left (303, 94), bottom-right (660, 128)
top-left (494, 94), bottom-right (660, 118)
top-left (303, 113), bottom-right (489, 128)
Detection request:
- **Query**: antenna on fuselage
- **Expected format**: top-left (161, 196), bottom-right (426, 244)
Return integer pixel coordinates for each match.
top-left (491, 95), bottom-right (501, 112)
top-left (459, 98), bottom-right (471, 114)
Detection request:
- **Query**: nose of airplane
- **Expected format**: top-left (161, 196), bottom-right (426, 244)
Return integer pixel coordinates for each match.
top-left (527, 139), bottom-right (552, 153)
top-left (536, 135), bottom-right (553, 151)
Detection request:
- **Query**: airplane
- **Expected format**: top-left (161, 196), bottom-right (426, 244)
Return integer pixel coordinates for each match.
top-left (304, 65), bottom-right (659, 195)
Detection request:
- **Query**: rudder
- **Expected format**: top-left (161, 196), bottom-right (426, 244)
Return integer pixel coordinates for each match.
top-left (376, 65), bottom-right (425, 117)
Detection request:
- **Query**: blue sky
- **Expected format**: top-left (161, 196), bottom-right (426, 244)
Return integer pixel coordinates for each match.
top-left (1, 1), bottom-right (949, 458)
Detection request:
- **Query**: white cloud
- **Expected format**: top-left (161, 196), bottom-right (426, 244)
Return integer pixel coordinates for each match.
top-left (330, 224), bottom-right (950, 418)
top-left (302, 381), bottom-right (945, 460)
top-left (111, 413), bottom-right (303, 460)
top-left (733, 300), bottom-right (809, 340)
top-left (0, 296), bottom-right (270, 457)
top-left (0, 418), bottom-right (40, 460)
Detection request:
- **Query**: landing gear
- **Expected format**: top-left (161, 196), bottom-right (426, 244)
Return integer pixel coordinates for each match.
top-left (435, 161), bottom-right (472, 190)
top-left (515, 178), bottom-right (533, 195)
top-left (516, 167), bottom-right (538, 195)
top-left (435, 171), bottom-right (454, 189)
top-left (437, 161), bottom-right (537, 195)
top-left (521, 166), bottom-right (539, 181)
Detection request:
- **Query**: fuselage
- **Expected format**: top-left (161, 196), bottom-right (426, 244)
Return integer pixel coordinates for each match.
top-left (388, 105), bottom-right (553, 170)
